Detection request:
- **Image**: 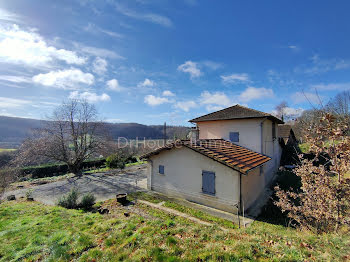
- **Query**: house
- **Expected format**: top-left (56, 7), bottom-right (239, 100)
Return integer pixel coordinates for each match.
top-left (278, 124), bottom-right (300, 166)
top-left (142, 105), bottom-right (284, 215)
top-left (278, 124), bottom-right (297, 146)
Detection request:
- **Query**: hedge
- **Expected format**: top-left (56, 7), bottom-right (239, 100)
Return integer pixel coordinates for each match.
top-left (19, 158), bottom-right (106, 179)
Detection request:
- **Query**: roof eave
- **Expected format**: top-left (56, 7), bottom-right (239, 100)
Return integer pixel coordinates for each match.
top-left (189, 116), bottom-right (284, 124)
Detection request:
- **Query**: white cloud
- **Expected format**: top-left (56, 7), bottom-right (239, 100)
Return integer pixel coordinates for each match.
top-left (310, 82), bottom-right (350, 91)
top-left (106, 79), bottom-right (125, 92)
top-left (0, 97), bottom-right (31, 108)
top-left (283, 107), bottom-right (304, 117)
top-left (105, 118), bottom-right (124, 123)
top-left (200, 91), bottom-right (232, 106)
top-left (201, 60), bottom-right (223, 70)
top-left (69, 91), bottom-right (110, 103)
top-left (0, 8), bottom-right (22, 23)
top-left (221, 73), bottom-right (250, 84)
top-left (0, 24), bottom-right (86, 67)
top-left (292, 92), bottom-right (321, 105)
top-left (178, 61), bottom-right (201, 78)
top-left (0, 75), bottom-right (31, 83)
top-left (239, 87), bottom-right (274, 102)
top-left (174, 100), bottom-right (197, 112)
top-left (84, 23), bottom-right (123, 38)
top-left (78, 44), bottom-right (124, 59)
top-left (32, 68), bottom-right (94, 90)
top-left (144, 95), bottom-right (170, 106)
top-left (205, 105), bottom-right (226, 112)
top-left (138, 78), bottom-right (155, 88)
top-left (92, 57), bottom-right (107, 75)
top-left (115, 3), bottom-right (173, 27)
top-left (296, 55), bottom-right (350, 74)
top-left (271, 107), bottom-right (304, 118)
top-left (162, 90), bottom-right (175, 97)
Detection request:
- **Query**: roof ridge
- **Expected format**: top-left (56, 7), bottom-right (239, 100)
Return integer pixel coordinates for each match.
top-left (189, 104), bottom-right (283, 123)
top-left (234, 104), bottom-right (270, 116)
top-left (189, 104), bottom-right (240, 122)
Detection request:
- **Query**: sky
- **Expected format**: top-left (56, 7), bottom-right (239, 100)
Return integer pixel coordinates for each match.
top-left (0, 0), bottom-right (350, 126)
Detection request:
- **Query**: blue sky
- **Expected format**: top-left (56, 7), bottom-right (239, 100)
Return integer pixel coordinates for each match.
top-left (0, 0), bottom-right (350, 126)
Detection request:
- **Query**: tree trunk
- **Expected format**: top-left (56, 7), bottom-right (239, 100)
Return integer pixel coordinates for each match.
top-left (68, 164), bottom-right (83, 177)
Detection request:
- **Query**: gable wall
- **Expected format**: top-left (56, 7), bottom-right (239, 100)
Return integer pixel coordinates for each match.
top-left (196, 118), bottom-right (262, 153)
top-left (148, 146), bottom-right (240, 213)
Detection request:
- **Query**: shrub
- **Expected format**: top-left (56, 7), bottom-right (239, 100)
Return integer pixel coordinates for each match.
top-left (106, 154), bottom-right (126, 169)
top-left (275, 113), bottom-right (350, 233)
top-left (58, 188), bottom-right (79, 209)
top-left (80, 193), bottom-right (96, 210)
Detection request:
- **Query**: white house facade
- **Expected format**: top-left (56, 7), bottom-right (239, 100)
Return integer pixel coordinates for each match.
top-left (142, 105), bottom-right (283, 215)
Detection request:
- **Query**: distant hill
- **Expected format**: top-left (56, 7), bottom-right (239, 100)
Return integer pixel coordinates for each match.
top-left (0, 116), bottom-right (190, 148)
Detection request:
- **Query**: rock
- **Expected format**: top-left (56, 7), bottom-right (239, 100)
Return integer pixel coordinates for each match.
top-left (7, 195), bottom-right (16, 201)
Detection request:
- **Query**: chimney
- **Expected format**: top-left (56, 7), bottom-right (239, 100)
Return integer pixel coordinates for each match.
top-left (190, 126), bottom-right (199, 143)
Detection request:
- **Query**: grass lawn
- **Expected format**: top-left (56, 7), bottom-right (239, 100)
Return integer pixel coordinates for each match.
top-left (0, 148), bottom-right (16, 153)
top-left (84, 161), bottom-right (146, 174)
top-left (0, 197), bottom-right (349, 261)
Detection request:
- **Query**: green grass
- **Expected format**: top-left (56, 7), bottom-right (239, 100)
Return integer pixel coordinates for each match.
top-left (1, 197), bottom-right (349, 261)
top-left (125, 160), bottom-right (147, 167)
top-left (84, 161), bottom-right (146, 174)
top-left (299, 143), bottom-right (310, 153)
top-left (0, 148), bottom-right (16, 153)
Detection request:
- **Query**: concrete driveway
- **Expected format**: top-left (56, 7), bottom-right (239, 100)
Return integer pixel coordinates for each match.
top-left (3, 164), bottom-right (148, 205)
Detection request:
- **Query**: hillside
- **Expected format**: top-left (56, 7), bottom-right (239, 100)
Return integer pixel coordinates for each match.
top-left (0, 116), bottom-right (190, 148)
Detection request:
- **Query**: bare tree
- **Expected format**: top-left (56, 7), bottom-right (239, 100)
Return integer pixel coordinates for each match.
top-left (15, 100), bottom-right (108, 175)
top-left (275, 101), bottom-right (288, 121)
top-left (326, 90), bottom-right (350, 116)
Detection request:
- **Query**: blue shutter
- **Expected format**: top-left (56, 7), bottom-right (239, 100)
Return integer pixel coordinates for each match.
top-left (202, 171), bottom-right (215, 195)
top-left (159, 165), bottom-right (164, 174)
top-left (229, 132), bottom-right (239, 142)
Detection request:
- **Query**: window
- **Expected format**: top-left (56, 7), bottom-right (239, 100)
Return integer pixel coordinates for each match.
top-left (229, 132), bottom-right (239, 142)
top-left (159, 165), bottom-right (164, 175)
top-left (272, 122), bottom-right (276, 140)
top-left (202, 171), bottom-right (215, 195)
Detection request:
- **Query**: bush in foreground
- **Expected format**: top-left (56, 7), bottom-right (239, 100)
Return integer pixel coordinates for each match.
top-left (106, 154), bottom-right (126, 169)
top-left (58, 188), bottom-right (96, 210)
top-left (80, 193), bottom-right (96, 210)
top-left (58, 188), bottom-right (79, 209)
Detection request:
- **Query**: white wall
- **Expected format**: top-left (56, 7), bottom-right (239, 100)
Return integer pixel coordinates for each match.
top-left (148, 146), bottom-right (240, 213)
top-left (197, 118), bottom-right (280, 184)
top-left (261, 119), bottom-right (281, 182)
top-left (241, 168), bottom-right (265, 209)
top-left (197, 119), bottom-right (263, 153)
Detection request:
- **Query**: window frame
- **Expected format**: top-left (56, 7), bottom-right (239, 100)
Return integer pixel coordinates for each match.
top-left (159, 165), bottom-right (165, 175)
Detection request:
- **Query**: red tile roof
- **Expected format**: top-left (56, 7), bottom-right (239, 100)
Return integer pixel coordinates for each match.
top-left (189, 104), bottom-right (284, 124)
top-left (141, 139), bottom-right (271, 174)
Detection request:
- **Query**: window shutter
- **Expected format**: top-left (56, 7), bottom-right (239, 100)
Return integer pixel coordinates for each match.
top-left (229, 132), bottom-right (239, 142)
top-left (202, 171), bottom-right (215, 195)
top-left (272, 122), bottom-right (276, 140)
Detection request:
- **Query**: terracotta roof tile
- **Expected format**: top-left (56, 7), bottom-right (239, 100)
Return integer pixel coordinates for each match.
top-left (189, 104), bottom-right (284, 124)
top-left (141, 139), bottom-right (271, 174)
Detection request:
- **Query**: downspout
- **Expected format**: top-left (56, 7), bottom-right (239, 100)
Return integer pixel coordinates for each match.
top-left (239, 172), bottom-right (242, 227)
top-left (260, 118), bottom-right (267, 175)
top-left (147, 159), bottom-right (153, 190)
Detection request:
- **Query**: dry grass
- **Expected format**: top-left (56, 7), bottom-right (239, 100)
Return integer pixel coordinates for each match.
top-left (0, 195), bottom-right (349, 261)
